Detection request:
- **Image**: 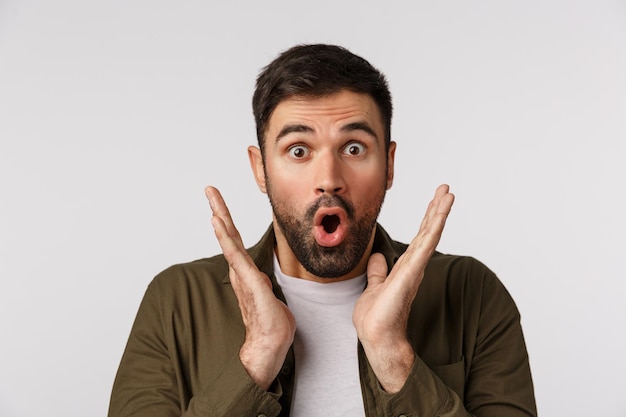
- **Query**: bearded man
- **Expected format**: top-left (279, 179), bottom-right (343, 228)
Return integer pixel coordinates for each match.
top-left (108, 44), bottom-right (537, 417)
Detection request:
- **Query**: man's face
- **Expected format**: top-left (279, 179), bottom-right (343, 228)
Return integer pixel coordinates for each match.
top-left (249, 90), bottom-right (396, 281)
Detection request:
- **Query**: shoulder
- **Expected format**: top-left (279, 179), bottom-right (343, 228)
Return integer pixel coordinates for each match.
top-left (147, 225), bottom-right (276, 295)
top-left (376, 224), bottom-right (515, 311)
top-left (426, 252), bottom-right (497, 285)
top-left (141, 225), bottom-right (277, 311)
top-left (376, 224), bottom-right (501, 290)
top-left (373, 224), bottom-right (499, 287)
top-left (423, 252), bottom-right (520, 319)
top-left (140, 254), bottom-right (232, 313)
top-left (152, 254), bottom-right (228, 288)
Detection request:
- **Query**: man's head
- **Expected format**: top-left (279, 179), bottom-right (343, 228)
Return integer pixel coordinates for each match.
top-left (252, 44), bottom-right (392, 155)
top-left (248, 45), bottom-right (396, 281)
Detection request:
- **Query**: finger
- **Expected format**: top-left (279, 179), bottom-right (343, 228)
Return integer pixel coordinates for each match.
top-left (211, 214), bottom-right (271, 291)
top-left (205, 186), bottom-right (245, 251)
top-left (210, 214), bottom-right (253, 275)
top-left (390, 185), bottom-right (455, 282)
top-left (417, 184), bottom-right (454, 236)
top-left (366, 253), bottom-right (388, 287)
top-left (205, 187), bottom-right (255, 280)
top-left (413, 184), bottom-right (454, 251)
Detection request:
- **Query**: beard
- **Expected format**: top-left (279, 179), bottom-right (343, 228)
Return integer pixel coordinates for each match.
top-left (267, 182), bottom-right (386, 279)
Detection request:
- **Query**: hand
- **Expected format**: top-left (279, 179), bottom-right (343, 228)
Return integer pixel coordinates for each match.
top-left (353, 184), bottom-right (455, 393)
top-left (205, 186), bottom-right (296, 390)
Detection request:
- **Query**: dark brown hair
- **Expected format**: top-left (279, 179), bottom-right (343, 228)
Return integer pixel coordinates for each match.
top-left (252, 44), bottom-right (392, 153)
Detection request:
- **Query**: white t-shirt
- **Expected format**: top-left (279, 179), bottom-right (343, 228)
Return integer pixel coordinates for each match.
top-left (274, 255), bottom-right (367, 417)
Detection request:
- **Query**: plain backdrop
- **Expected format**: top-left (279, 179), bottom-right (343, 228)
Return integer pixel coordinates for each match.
top-left (1, 1), bottom-right (625, 416)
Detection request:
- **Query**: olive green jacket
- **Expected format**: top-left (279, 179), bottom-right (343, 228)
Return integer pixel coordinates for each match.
top-left (109, 225), bottom-right (536, 417)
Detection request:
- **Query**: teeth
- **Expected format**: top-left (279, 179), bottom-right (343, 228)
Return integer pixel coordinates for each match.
top-left (322, 215), bottom-right (340, 233)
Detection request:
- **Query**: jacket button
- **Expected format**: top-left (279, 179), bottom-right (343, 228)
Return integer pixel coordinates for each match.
top-left (280, 365), bottom-right (291, 375)
top-left (258, 414), bottom-right (267, 417)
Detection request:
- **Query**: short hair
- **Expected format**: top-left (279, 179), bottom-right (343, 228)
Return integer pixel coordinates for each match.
top-left (252, 44), bottom-right (392, 153)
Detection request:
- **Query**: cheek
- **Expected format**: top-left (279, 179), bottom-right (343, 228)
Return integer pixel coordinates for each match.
top-left (265, 168), bottom-right (308, 208)
top-left (351, 164), bottom-right (388, 190)
top-left (359, 166), bottom-right (389, 196)
top-left (267, 168), bottom-right (306, 193)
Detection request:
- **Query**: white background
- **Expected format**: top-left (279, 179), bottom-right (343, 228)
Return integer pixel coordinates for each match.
top-left (1, 1), bottom-right (625, 416)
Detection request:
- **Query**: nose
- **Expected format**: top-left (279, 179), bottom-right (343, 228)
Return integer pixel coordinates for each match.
top-left (314, 151), bottom-right (345, 195)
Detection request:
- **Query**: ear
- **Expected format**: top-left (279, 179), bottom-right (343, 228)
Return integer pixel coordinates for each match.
top-left (386, 141), bottom-right (396, 190)
top-left (248, 146), bottom-right (267, 193)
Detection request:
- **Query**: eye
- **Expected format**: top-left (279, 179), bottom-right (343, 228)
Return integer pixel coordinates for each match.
top-left (288, 145), bottom-right (310, 159)
top-left (343, 142), bottom-right (366, 156)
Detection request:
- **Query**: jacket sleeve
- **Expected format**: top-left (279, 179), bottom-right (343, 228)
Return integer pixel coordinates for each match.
top-left (359, 264), bottom-right (537, 417)
top-left (359, 351), bottom-right (470, 416)
top-left (107, 280), bottom-right (284, 417)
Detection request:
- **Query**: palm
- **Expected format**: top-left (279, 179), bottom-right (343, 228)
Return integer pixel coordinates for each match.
top-left (206, 186), bottom-right (296, 389)
top-left (352, 185), bottom-right (454, 392)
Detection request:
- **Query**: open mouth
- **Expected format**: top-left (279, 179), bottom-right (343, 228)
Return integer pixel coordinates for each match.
top-left (313, 207), bottom-right (348, 247)
top-left (322, 214), bottom-right (340, 234)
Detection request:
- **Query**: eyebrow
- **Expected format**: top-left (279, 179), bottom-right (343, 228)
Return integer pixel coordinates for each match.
top-left (275, 121), bottom-right (379, 143)
top-left (340, 122), bottom-right (378, 140)
top-left (276, 124), bottom-right (314, 141)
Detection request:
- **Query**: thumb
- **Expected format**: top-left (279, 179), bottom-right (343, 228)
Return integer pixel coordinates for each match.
top-left (367, 253), bottom-right (388, 286)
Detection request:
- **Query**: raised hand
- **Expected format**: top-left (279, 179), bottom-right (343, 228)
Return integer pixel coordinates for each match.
top-left (353, 184), bottom-right (455, 393)
top-left (205, 186), bottom-right (296, 390)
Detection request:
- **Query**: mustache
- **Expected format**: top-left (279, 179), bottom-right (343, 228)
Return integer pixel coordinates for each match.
top-left (305, 194), bottom-right (354, 220)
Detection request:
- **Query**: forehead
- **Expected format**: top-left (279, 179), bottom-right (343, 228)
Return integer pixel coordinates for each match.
top-left (267, 90), bottom-right (384, 135)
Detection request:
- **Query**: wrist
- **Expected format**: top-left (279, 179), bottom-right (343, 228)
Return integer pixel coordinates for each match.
top-left (361, 338), bottom-right (414, 394)
top-left (239, 339), bottom-right (290, 391)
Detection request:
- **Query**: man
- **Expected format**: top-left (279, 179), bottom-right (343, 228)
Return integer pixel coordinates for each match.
top-left (109, 44), bottom-right (537, 416)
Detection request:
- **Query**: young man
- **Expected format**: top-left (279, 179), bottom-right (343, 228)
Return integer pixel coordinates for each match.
top-left (109, 44), bottom-right (537, 417)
